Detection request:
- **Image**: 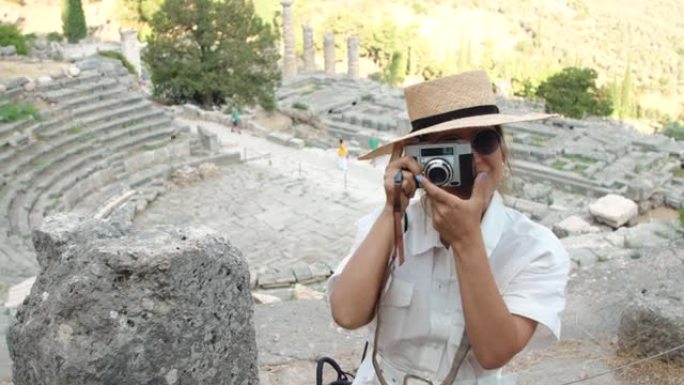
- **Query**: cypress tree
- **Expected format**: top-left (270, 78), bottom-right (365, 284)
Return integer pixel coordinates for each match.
top-left (62, 0), bottom-right (87, 43)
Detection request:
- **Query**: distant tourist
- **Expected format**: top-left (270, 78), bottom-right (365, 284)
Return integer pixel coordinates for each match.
top-left (368, 135), bottom-right (379, 167)
top-left (231, 107), bottom-right (241, 134)
top-left (327, 70), bottom-right (569, 384)
top-left (337, 139), bottom-right (349, 171)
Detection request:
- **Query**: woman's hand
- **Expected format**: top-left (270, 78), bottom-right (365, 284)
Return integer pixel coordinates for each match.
top-left (420, 171), bottom-right (495, 248)
top-left (383, 144), bottom-right (423, 213)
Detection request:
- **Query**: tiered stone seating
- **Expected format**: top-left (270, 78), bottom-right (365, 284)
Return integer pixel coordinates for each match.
top-left (0, 57), bottom-right (239, 287)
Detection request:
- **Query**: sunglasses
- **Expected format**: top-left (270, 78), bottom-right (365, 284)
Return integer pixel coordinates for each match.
top-left (422, 128), bottom-right (501, 155)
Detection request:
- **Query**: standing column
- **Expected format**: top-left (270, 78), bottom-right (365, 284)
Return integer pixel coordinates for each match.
top-left (281, 0), bottom-right (297, 80)
top-left (119, 29), bottom-right (142, 78)
top-left (302, 25), bottom-right (315, 72)
top-left (347, 35), bottom-right (359, 79)
top-left (324, 33), bottom-right (335, 75)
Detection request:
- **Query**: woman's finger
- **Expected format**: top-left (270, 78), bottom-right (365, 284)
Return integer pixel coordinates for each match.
top-left (389, 142), bottom-right (403, 162)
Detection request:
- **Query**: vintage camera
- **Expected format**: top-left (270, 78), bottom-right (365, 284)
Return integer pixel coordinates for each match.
top-left (405, 141), bottom-right (475, 188)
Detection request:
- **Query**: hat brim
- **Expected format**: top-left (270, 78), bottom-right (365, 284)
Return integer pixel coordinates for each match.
top-left (358, 112), bottom-right (557, 160)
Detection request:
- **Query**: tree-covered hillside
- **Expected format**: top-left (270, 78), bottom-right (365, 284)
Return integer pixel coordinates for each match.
top-left (2, 0), bottom-right (683, 121)
top-left (253, 0), bottom-right (684, 121)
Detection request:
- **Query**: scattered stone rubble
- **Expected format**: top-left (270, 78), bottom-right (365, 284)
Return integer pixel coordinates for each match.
top-left (8, 213), bottom-right (258, 385)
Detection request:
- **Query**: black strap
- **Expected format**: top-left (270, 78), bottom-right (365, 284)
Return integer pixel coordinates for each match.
top-left (316, 357), bottom-right (353, 385)
top-left (410, 105), bottom-right (499, 132)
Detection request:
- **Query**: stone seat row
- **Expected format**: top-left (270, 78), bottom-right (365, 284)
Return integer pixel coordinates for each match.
top-left (1, 101), bottom-right (164, 180)
top-left (0, 98), bottom-right (172, 235)
top-left (0, 114), bottom-right (177, 238)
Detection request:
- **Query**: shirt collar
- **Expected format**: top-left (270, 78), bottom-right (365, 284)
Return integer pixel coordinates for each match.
top-left (406, 191), bottom-right (506, 257)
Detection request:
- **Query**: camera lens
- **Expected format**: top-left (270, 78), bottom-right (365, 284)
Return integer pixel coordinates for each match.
top-left (424, 159), bottom-right (452, 186)
top-left (428, 167), bottom-right (448, 184)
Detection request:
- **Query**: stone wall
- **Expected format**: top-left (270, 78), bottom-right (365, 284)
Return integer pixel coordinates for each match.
top-left (8, 213), bottom-right (258, 385)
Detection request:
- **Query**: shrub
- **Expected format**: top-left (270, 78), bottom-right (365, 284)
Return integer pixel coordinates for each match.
top-left (0, 101), bottom-right (40, 123)
top-left (662, 121), bottom-right (684, 141)
top-left (98, 50), bottom-right (137, 76)
top-left (536, 67), bottom-right (613, 119)
top-left (292, 102), bottom-right (308, 110)
top-left (0, 23), bottom-right (27, 55)
top-left (47, 32), bottom-right (64, 42)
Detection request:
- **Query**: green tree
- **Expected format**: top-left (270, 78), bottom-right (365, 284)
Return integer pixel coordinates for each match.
top-left (382, 50), bottom-right (406, 86)
top-left (144, 0), bottom-right (280, 110)
top-left (62, 0), bottom-right (87, 43)
top-left (536, 67), bottom-right (613, 119)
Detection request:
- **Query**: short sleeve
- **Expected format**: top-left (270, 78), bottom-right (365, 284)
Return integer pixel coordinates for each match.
top-left (326, 207), bottom-right (384, 300)
top-left (502, 240), bottom-right (570, 350)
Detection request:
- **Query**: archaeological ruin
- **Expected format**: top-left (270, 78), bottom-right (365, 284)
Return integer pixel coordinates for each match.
top-left (1, 0), bottom-right (683, 383)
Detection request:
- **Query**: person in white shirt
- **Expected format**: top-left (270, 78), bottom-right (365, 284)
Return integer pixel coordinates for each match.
top-left (327, 71), bottom-right (570, 385)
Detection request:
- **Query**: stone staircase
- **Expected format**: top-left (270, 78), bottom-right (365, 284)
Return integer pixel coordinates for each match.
top-left (0, 57), bottom-right (240, 290)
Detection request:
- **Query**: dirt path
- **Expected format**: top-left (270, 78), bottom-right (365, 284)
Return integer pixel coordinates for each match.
top-left (0, 59), bottom-right (65, 80)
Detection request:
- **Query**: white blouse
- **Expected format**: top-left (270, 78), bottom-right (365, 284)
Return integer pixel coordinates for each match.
top-left (327, 192), bottom-right (570, 385)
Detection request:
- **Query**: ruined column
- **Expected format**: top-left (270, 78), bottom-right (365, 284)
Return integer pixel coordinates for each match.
top-left (347, 35), bottom-right (360, 79)
top-left (324, 33), bottom-right (335, 75)
top-left (8, 213), bottom-right (258, 385)
top-left (119, 29), bottom-right (142, 78)
top-left (302, 25), bottom-right (315, 72)
top-left (281, 0), bottom-right (297, 81)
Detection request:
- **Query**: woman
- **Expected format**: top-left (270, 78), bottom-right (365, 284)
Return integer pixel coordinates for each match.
top-left (327, 71), bottom-right (569, 384)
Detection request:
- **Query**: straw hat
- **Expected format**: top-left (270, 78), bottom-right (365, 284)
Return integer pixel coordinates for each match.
top-left (358, 70), bottom-right (555, 160)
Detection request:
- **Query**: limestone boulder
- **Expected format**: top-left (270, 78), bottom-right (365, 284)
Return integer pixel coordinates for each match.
top-left (589, 194), bottom-right (638, 228)
top-left (561, 241), bottom-right (684, 344)
top-left (552, 215), bottom-right (600, 238)
top-left (0, 45), bottom-right (16, 56)
top-left (68, 65), bottom-right (81, 77)
top-left (618, 291), bottom-right (684, 364)
top-left (8, 213), bottom-right (258, 385)
top-left (22, 81), bottom-right (35, 92)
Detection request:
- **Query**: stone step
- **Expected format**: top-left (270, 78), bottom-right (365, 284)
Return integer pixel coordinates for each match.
top-left (41, 76), bottom-right (118, 105)
top-left (41, 94), bottom-right (146, 140)
top-left (36, 70), bottom-right (101, 92)
top-left (54, 85), bottom-right (128, 112)
top-left (72, 93), bottom-right (146, 121)
top-left (28, 120), bottom-right (172, 214)
top-left (7, 184), bottom-right (29, 236)
top-left (0, 116), bottom-right (36, 138)
top-left (0, 241), bottom-right (36, 283)
top-left (81, 100), bottom-right (156, 127)
top-left (51, 128), bottom-right (177, 210)
top-left (8, 109), bottom-right (166, 179)
top-left (3, 86), bottom-right (23, 100)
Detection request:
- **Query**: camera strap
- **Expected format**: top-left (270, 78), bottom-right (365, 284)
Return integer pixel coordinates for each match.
top-left (392, 171), bottom-right (406, 266)
top-left (371, 171), bottom-right (470, 385)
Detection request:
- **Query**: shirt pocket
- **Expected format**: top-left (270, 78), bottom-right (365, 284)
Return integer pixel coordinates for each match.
top-left (377, 276), bottom-right (414, 349)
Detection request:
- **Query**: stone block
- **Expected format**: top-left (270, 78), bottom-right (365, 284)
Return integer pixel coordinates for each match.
top-left (287, 137), bottom-right (305, 149)
top-left (0, 45), bottom-right (16, 56)
top-left (258, 270), bottom-right (296, 289)
top-left (291, 262), bottom-right (313, 284)
top-left (293, 284), bottom-right (324, 301)
top-left (552, 215), bottom-right (601, 238)
top-left (589, 194), bottom-right (638, 228)
top-left (9, 213), bottom-right (258, 385)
